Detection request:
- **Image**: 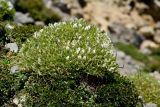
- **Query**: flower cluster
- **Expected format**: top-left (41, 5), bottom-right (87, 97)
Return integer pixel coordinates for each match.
top-left (16, 19), bottom-right (118, 76)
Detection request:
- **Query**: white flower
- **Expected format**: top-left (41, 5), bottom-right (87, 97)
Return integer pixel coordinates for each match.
top-left (57, 39), bottom-right (60, 43)
top-left (78, 36), bottom-right (82, 40)
top-left (108, 67), bottom-right (115, 71)
top-left (138, 96), bottom-right (143, 99)
top-left (13, 97), bottom-right (19, 105)
top-left (54, 23), bottom-right (58, 26)
top-left (83, 56), bottom-right (86, 60)
top-left (66, 56), bottom-right (70, 60)
top-left (85, 26), bottom-right (91, 30)
top-left (7, 1), bottom-right (13, 10)
top-left (73, 23), bottom-right (78, 28)
top-left (101, 43), bottom-right (108, 48)
top-left (76, 47), bottom-right (81, 54)
top-left (5, 24), bottom-right (14, 29)
top-left (62, 22), bottom-right (66, 25)
top-left (82, 49), bottom-right (85, 54)
top-left (39, 29), bottom-right (43, 33)
top-left (78, 55), bottom-right (82, 59)
top-left (18, 104), bottom-right (22, 107)
top-left (88, 47), bottom-right (91, 53)
top-left (66, 46), bottom-right (69, 50)
top-left (33, 32), bottom-right (39, 38)
top-left (78, 24), bottom-right (82, 27)
top-left (93, 49), bottom-right (96, 54)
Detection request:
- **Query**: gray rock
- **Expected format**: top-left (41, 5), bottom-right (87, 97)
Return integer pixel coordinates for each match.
top-left (35, 21), bottom-right (45, 26)
top-left (14, 12), bottom-right (34, 24)
top-left (116, 50), bottom-right (141, 75)
top-left (108, 22), bottom-right (144, 48)
top-left (5, 43), bottom-right (18, 53)
top-left (10, 65), bottom-right (18, 74)
top-left (140, 47), bottom-right (152, 55)
top-left (144, 103), bottom-right (157, 107)
top-left (155, 21), bottom-right (160, 30)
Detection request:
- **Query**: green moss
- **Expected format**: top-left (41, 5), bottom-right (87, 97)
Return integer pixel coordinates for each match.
top-left (15, 0), bottom-right (61, 24)
top-left (14, 19), bottom-right (139, 106)
top-left (0, 0), bottom-right (15, 21)
top-left (0, 59), bottom-right (14, 106)
top-left (96, 76), bottom-right (138, 107)
top-left (130, 72), bottom-right (160, 106)
top-left (0, 22), bottom-right (6, 46)
top-left (6, 24), bottom-right (42, 47)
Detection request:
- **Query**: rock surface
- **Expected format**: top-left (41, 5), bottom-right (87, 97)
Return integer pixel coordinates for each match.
top-left (116, 50), bottom-right (142, 75)
top-left (5, 43), bottom-right (18, 53)
top-left (14, 12), bottom-right (34, 24)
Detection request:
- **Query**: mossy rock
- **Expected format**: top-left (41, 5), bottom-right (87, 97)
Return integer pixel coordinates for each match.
top-left (15, 0), bottom-right (61, 24)
top-left (14, 19), bottom-right (139, 106)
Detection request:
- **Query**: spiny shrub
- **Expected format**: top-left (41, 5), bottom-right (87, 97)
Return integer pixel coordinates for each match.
top-left (130, 72), bottom-right (160, 106)
top-left (15, 19), bottom-right (139, 106)
top-left (15, 0), bottom-right (61, 24)
top-left (0, 0), bottom-right (15, 21)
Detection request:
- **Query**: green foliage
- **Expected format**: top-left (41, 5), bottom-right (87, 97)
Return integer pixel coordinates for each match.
top-left (96, 76), bottom-right (138, 107)
top-left (15, 0), bottom-right (61, 24)
top-left (0, 58), bottom-right (14, 106)
top-left (130, 72), bottom-right (160, 106)
top-left (0, 22), bottom-right (6, 46)
top-left (0, 0), bottom-right (15, 21)
top-left (14, 19), bottom-right (139, 106)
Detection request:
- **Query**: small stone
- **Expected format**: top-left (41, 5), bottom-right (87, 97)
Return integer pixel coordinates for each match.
top-left (150, 71), bottom-right (160, 81)
top-left (10, 65), bottom-right (18, 74)
top-left (140, 47), bottom-right (152, 55)
top-left (144, 103), bottom-right (157, 107)
top-left (5, 43), bottom-right (18, 53)
top-left (35, 21), bottom-right (45, 26)
top-left (139, 26), bottom-right (154, 37)
top-left (13, 97), bottom-right (19, 105)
